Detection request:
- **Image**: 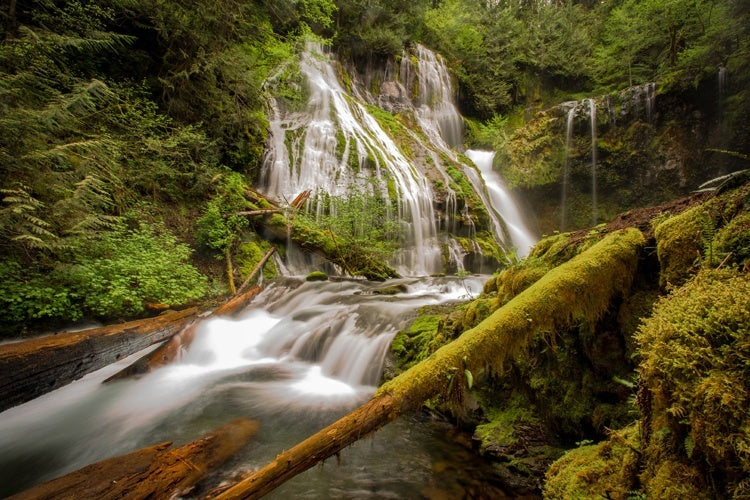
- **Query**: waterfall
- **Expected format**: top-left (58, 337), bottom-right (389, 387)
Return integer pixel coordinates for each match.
top-left (561, 104), bottom-right (576, 230)
top-left (588, 98), bottom-right (598, 225)
top-left (718, 66), bottom-right (728, 99)
top-left (465, 150), bottom-right (536, 257)
top-left (412, 45), bottom-right (464, 148)
top-left (259, 42), bottom-right (441, 276)
top-left (644, 83), bottom-right (656, 123)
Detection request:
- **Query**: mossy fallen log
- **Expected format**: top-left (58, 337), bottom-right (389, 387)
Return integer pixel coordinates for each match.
top-left (0, 307), bottom-right (198, 412)
top-left (10, 419), bottom-right (260, 500)
top-left (211, 228), bottom-right (646, 499)
top-left (105, 286), bottom-right (264, 383)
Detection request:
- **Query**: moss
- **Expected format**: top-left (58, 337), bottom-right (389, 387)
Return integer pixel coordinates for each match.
top-left (474, 400), bottom-right (539, 454)
top-left (636, 269), bottom-right (750, 495)
top-left (497, 109), bottom-right (564, 189)
top-left (653, 204), bottom-right (712, 288)
top-left (544, 424), bottom-right (641, 499)
top-left (713, 211), bottom-right (750, 267)
top-left (377, 228), bottom-right (645, 414)
top-left (305, 271), bottom-right (328, 281)
top-left (237, 238), bottom-right (277, 284)
top-left (642, 460), bottom-right (709, 500)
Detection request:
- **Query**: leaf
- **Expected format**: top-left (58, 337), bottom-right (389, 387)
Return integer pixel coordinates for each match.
top-left (464, 369), bottom-right (473, 390)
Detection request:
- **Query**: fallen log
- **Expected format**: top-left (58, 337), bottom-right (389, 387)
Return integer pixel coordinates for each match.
top-left (105, 286), bottom-right (265, 383)
top-left (0, 307), bottom-right (198, 412)
top-left (224, 210), bottom-right (280, 218)
top-left (237, 248), bottom-right (276, 294)
top-left (10, 418), bottom-right (260, 500)
top-left (210, 228), bottom-right (646, 499)
top-left (215, 395), bottom-right (394, 500)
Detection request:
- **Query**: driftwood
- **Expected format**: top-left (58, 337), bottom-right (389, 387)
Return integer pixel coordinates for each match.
top-left (237, 248), bottom-right (276, 294)
top-left (208, 229), bottom-right (646, 498)
top-left (10, 419), bottom-right (260, 500)
top-left (0, 307), bottom-right (198, 412)
top-left (106, 286), bottom-right (265, 383)
top-left (290, 189), bottom-right (311, 210)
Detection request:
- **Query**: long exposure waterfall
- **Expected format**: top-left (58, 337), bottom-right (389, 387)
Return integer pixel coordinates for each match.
top-left (588, 98), bottom-right (598, 225)
top-left (561, 105), bottom-right (576, 230)
top-left (465, 150), bottom-right (535, 256)
top-left (259, 41), bottom-right (530, 276)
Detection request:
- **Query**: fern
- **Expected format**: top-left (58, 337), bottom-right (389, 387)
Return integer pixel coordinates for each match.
top-left (0, 185), bottom-right (59, 250)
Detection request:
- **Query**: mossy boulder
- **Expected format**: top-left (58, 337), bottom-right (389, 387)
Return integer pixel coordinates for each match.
top-left (636, 269), bottom-right (750, 497)
top-left (544, 424), bottom-right (642, 499)
top-left (305, 271), bottom-right (328, 282)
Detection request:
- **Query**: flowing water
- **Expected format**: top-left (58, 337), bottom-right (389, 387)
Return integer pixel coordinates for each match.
top-left (588, 98), bottom-right (598, 225)
top-left (260, 42), bottom-right (441, 276)
top-left (465, 150), bottom-right (536, 257)
top-left (560, 104), bottom-right (577, 230)
top-left (0, 276), bottom-right (519, 498)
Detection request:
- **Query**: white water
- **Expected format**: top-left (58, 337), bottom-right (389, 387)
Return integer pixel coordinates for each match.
top-left (260, 42), bottom-right (441, 276)
top-left (464, 150), bottom-right (536, 257)
top-left (588, 98), bottom-right (598, 225)
top-left (0, 276), bottom-right (487, 497)
top-left (561, 104), bottom-right (576, 230)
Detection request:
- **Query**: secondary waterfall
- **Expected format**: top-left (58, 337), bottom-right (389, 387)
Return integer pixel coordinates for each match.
top-left (561, 104), bottom-right (576, 230)
top-left (0, 277), bottom-right (496, 498)
top-left (465, 150), bottom-right (535, 257)
top-left (588, 98), bottom-right (598, 225)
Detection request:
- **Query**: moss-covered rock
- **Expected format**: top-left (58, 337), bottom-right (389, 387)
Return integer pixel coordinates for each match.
top-left (237, 238), bottom-right (277, 285)
top-left (653, 204), bottom-right (712, 288)
top-left (636, 268), bottom-right (750, 496)
top-left (305, 271), bottom-right (328, 281)
top-left (544, 424), bottom-right (642, 499)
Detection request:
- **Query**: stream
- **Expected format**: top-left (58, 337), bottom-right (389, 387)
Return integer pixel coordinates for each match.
top-left (0, 276), bottom-right (515, 498)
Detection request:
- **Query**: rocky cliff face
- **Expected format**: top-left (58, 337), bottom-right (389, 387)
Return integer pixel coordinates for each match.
top-left (495, 80), bottom-right (746, 234)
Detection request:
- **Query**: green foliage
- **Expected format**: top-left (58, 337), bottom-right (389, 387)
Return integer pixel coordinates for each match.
top-left (65, 221), bottom-right (210, 317)
top-left (237, 238), bottom-right (278, 284)
top-left (293, 186), bottom-right (400, 277)
top-left (0, 220), bottom-right (209, 333)
top-left (196, 172), bottom-right (251, 255)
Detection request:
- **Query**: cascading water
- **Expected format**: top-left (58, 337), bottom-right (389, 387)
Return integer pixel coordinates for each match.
top-left (561, 104), bottom-right (576, 230)
top-left (260, 42), bottom-right (441, 276)
top-left (644, 83), bottom-right (656, 123)
top-left (588, 98), bottom-right (598, 225)
top-left (464, 150), bottom-right (536, 257)
top-left (411, 45), bottom-right (464, 149)
top-left (0, 277), bottom-right (506, 498)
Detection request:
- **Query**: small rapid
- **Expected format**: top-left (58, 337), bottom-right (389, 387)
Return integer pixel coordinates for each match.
top-left (0, 276), bottom-right (488, 497)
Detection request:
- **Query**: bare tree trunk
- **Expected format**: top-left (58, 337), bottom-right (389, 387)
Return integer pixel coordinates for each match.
top-left (4, 0), bottom-right (17, 40)
top-left (236, 247), bottom-right (276, 294)
top-left (226, 246), bottom-right (237, 295)
top-left (10, 419), bottom-right (260, 500)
